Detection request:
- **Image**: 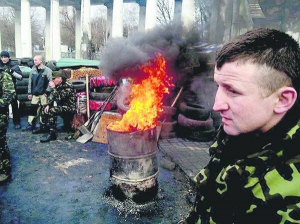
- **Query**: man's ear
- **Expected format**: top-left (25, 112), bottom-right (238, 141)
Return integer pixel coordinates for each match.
top-left (274, 87), bottom-right (297, 114)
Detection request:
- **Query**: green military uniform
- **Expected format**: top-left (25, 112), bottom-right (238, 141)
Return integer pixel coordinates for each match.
top-left (0, 71), bottom-right (16, 181)
top-left (184, 106), bottom-right (300, 223)
top-left (40, 81), bottom-right (76, 134)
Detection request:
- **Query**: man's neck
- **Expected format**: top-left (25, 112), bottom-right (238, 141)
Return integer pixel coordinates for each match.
top-left (37, 64), bottom-right (43, 69)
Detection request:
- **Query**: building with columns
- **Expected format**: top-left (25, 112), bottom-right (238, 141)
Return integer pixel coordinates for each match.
top-left (0, 0), bottom-right (195, 61)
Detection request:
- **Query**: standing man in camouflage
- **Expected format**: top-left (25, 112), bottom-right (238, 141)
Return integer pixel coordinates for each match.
top-left (0, 51), bottom-right (23, 129)
top-left (182, 28), bottom-right (300, 223)
top-left (38, 71), bottom-right (76, 143)
top-left (25, 55), bottom-right (52, 131)
top-left (0, 67), bottom-right (16, 183)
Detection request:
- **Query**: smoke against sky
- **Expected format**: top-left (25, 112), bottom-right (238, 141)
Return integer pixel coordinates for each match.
top-left (98, 24), bottom-right (193, 79)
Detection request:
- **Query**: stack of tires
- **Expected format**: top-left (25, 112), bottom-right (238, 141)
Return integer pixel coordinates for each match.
top-left (69, 79), bottom-right (86, 93)
top-left (16, 66), bottom-right (31, 114)
top-left (20, 57), bottom-right (34, 68)
top-left (89, 76), bottom-right (117, 112)
top-left (177, 101), bottom-right (216, 142)
top-left (159, 106), bottom-right (178, 139)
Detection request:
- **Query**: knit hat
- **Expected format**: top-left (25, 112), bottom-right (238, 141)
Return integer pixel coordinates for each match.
top-left (52, 71), bottom-right (66, 79)
top-left (0, 51), bottom-right (10, 58)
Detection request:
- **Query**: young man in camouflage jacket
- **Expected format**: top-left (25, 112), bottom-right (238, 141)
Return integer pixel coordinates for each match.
top-left (182, 28), bottom-right (300, 223)
top-left (36, 71), bottom-right (76, 143)
top-left (0, 51), bottom-right (23, 129)
top-left (0, 68), bottom-right (16, 183)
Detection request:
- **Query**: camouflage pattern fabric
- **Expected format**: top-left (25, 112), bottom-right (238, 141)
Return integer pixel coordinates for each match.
top-left (184, 116), bottom-right (300, 224)
top-left (40, 82), bottom-right (76, 130)
top-left (0, 71), bottom-right (16, 177)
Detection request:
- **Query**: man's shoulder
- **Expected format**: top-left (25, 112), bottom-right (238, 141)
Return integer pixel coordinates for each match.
top-left (43, 66), bottom-right (53, 73)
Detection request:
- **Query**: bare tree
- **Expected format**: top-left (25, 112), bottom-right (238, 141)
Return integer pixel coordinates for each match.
top-left (60, 6), bottom-right (76, 50)
top-left (0, 8), bottom-right (15, 52)
top-left (91, 17), bottom-right (106, 55)
top-left (157, 0), bottom-right (173, 26)
top-left (0, 7), bottom-right (45, 57)
top-left (195, 0), bottom-right (212, 41)
top-left (123, 3), bottom-right (139, 37)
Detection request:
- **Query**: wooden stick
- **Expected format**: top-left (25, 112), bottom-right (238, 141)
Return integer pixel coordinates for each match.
top-left (171, 86), bottom-right (183, 107)
top-left (86, 74), bottom-right (90, 119)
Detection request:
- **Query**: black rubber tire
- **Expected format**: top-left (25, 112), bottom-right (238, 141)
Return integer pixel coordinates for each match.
top-left (177, 113), bottom-right (214, 131)
top-left (21, 72), bottom-right (30, 79)
top-left (211, 111), bottom-right (222, 129)
top-left (17, 94), bottom-right (29, 102)
top-left (19, 66), bottom-right (31, 78)
top-left (159, 131), bottom-right (177, 139)
top-left (46, 60), bottom-right (58, 71)
top-left (16, 78), bottom-right (29, 86)
top-left (176, 126), bottom-right (215, 142)
top-left (20, 57), bottom-right (32, 63)
top-left (159, 106), bottom-right (178, 122)
top-left (90, 92), bottom-right (111, 101)
top-left (92, 86), bottom-right (115, 93)
top-left (19, 100), bottom-right (31, 113)
top-left (69, 80), bottom-right (86, 93)
top-left (161, 120), bottom-right (177, 133)
top-left (16, 85), bottom-right (28, 94)
top-left (188, 128), bottom-right (215, 142)
top-left (179, 102), bottom-right (210, 120)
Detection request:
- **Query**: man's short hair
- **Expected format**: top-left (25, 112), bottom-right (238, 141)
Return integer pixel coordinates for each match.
top-left (215, 28), bottom-right (300, 96)
top-left (34, 55), bottom-right (44, 63)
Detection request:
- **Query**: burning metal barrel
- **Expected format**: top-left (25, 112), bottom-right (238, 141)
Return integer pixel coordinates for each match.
top-left (107, 127), bottom-right (159, 203)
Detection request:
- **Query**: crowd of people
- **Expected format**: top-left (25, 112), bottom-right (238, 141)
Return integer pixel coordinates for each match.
top-left (1, 28), bottom-right (300, 223)
top-left (0, 53), bottom-right (76, 183)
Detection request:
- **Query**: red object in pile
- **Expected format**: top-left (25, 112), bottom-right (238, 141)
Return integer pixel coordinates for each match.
top-left (89, 100), bottom-right (112, 111)
top-left (90, 76), bottom-right (117, 89)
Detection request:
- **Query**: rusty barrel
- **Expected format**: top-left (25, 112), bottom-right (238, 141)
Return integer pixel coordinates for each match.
top-left (107, 127), bottom-right (159, 203)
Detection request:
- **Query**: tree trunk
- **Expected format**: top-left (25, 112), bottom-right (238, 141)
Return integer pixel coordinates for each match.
top-left (209, 0), bottom-right (221, 43)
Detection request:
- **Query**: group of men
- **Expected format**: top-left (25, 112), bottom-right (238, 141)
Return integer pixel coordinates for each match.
top-left (1, 27), bottom-right (300, 223)
top-left (0, 52), bottom-right (76, 183)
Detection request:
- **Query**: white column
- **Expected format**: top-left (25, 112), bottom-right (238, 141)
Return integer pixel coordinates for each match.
top-left (81, 0), bottom-right (91, 59)
top-left (112, 0), bottom-right (123, 38)
top-left (50, 0), bottom-right (61, 61)
top-left (105, 3), bottom-right (113, 40)
top-left (14, 9), bottom-right (22, 58)
top-left (181, 0), bottom-right (195, 31)
top-left (174, 0), bottom-right (182, 25)
top-left (0, 32), bottom-right (2, 52)
top-left (75, 9), bottom-right (81, 59)
top-left (139, 5), bottom-right (146, 32)
top-left (145, 0), bottom-right (157, 31)
top-left (45, 9), bottom-right (51, 61)
top-left (21, 0), bottom-right (32, 58)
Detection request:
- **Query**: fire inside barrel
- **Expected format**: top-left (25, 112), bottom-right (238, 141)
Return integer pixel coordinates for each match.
top-left (107, 54), bottom-right (173, 203)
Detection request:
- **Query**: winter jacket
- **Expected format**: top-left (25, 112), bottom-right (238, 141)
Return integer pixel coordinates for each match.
top-left (0, 71), bottom-right (16, 114)
top-left (48, 81), bottom-right (76, 113)
top-left (28, 65), bottom-right (52, 96)
top-left (0, 60), bottom-right (23, 87)
top-left (184, 106), bottom-right (300, 224)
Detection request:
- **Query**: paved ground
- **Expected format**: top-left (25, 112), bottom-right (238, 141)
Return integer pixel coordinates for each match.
top-left (1, 116), bottom-right (205, 224)
top-left (158, 138), bottom-right (212, 180)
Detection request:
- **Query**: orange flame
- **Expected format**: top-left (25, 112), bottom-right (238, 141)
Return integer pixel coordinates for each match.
top-left (108, 53), bottom-right (173, 132)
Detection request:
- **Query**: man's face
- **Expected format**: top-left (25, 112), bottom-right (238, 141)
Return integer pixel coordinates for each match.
top-left (34, 56), bottom-right (43, 67)
top-left (53, 77), bottom-right (62, 86)
top-left (213, 61), bottom-right (278, 136)
top-left (1, 56), bottom-right (9, 64)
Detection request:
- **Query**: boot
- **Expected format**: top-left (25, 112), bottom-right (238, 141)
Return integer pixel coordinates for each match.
top-left (32, 125), bottom-right (48, 134)
top-left (40, 130), bottom-right (57, 143)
